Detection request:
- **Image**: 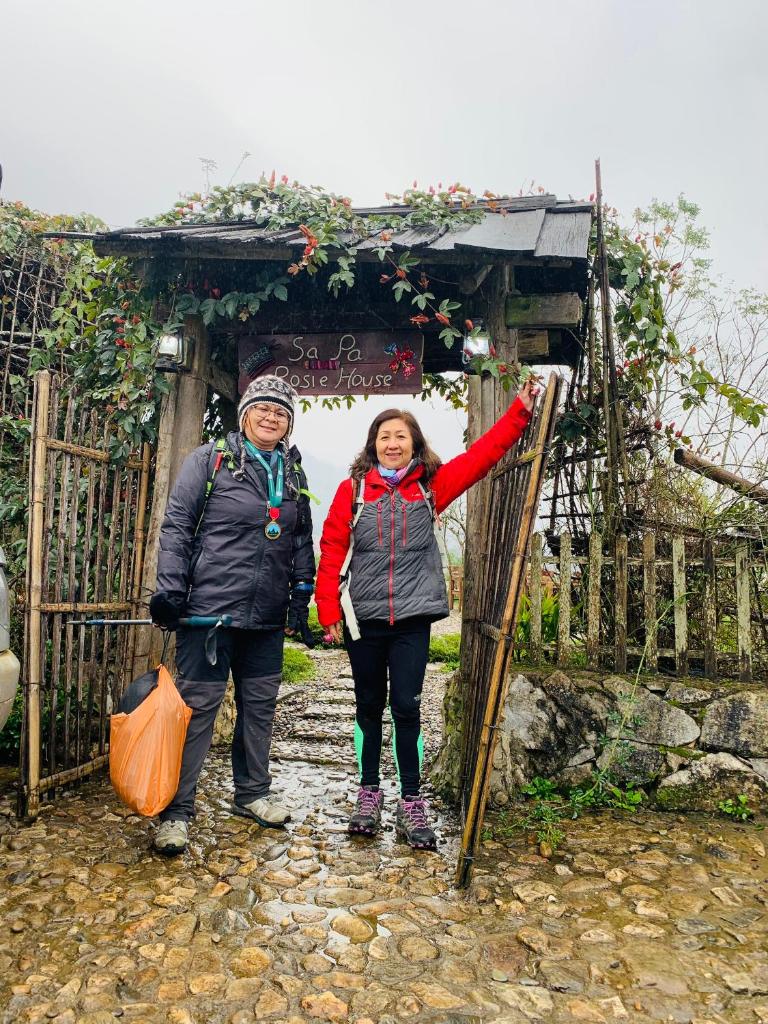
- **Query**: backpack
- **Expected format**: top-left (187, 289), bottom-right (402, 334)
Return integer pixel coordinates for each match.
top-left (194, 439), bottom-right (313, 537)
top-left (339, 474), bottom-right (438, 640)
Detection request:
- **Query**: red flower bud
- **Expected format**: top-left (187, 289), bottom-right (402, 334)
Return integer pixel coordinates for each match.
top-left (654, 419), bottom-right (662, 430)
top-left (395, 268), bottom-right (407, 280)
top-left (465, 319), bottom-right (474, 330)
top-left (435, 312), bottom-right (450, 326)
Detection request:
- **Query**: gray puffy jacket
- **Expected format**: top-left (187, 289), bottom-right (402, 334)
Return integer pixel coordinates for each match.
top-left (156, 431), bottom-right (314, 629)
top-left (349, 486), bottom-right (448, 624)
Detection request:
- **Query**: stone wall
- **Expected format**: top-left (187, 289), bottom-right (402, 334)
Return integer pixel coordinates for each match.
top-left (432, 667), bottom-right (768, 812)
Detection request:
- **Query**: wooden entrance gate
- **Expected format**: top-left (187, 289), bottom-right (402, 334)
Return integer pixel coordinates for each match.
top-left (20, 371), bottom-right (151, 818)
top-left (456, 372), bottom-right (562, 886)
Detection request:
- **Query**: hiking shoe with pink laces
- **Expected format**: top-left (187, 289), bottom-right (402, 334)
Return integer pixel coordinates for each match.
top-left (348, 786), bottom-right (384, 836)
top-left (396, 797), bottom-right (437, 850)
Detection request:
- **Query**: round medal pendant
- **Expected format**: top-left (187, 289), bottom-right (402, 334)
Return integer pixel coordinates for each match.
top-left (265, 520), bottom-right (282, 540)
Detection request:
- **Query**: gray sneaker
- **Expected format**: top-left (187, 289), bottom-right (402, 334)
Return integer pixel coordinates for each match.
top-left (232, 795), bottom-right (291, 828)
top-left (154, 819), bottom-right (188, 855)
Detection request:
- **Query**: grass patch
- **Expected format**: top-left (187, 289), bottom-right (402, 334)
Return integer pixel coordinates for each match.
top-left (429, 633), bottom-right (460, 671)
top-left (282, 646), bottom-right (315, 684)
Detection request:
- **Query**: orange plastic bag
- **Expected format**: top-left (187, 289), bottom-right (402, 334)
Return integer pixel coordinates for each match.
top-left (109, 665), bottom-right (192, 817)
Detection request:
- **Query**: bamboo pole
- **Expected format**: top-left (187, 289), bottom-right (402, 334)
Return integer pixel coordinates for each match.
top-left (614, 534), bottom-right (628, 672)
top-left (586, 532), bottom-right (602, 669)
top-left (595, 160), bottom-right (632, 530)
top-left (24, 370), bottom-right (51, 819)
top-left (456, 372), bottom-right (561, 888)
top-left (128, 443), bottom-right (152, 680)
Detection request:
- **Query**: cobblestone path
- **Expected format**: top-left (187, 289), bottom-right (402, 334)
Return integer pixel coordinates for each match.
top-left (1, 637), bottom-right (767, 1024)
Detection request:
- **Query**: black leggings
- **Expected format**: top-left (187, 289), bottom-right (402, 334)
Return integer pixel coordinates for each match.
top-left (344, 616), bottom-right (431, 797)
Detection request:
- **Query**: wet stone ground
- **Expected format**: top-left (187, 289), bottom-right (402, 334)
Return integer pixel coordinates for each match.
top-left (1, 625), bottom-right (768, 1024)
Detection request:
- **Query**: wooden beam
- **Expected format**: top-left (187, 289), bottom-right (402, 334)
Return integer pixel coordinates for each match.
top-left (518, 330), bottom-right (550, 359)
top-left (204, 361), bottom-right (238, 404)
top-left (674, 448), bottom-right (768, 506)
top-left (506, 292), bottom-right (582, 328)
top-left (92, 237), bottom-right (576, 268)
top-left (458, 265), bottom-right (493, 295)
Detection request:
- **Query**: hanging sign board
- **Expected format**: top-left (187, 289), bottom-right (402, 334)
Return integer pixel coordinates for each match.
top-left (238, 332), bottom-right (424, 396)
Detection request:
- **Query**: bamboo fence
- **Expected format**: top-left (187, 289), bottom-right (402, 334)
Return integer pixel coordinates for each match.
top-left (20, 371), bottom-right (151, 818)
top-left (456, 372), bottom-right (563, 887)
top-left (524, 528), bottom-right (767, 681)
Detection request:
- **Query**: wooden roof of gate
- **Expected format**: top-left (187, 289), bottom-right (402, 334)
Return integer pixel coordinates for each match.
top-left (87, 194), bottom-right (592, 264)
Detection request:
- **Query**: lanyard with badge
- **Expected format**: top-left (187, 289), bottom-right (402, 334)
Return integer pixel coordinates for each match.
top-left (249, 449), bottom-right (285, 540)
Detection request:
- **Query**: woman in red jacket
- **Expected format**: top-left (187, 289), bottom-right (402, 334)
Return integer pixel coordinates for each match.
top-left (316, 380), bottom-right (537, 849)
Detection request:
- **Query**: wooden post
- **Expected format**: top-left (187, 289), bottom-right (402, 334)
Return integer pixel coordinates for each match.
top-left (674, 448), bottom-right (768, 506)
top-left (127, 442), bottom-right (152, 682)
top-left (459, 265), bottom-right (518, 680)
top-left (529, 532), bottom-right (543, 666)
top-left (614, 533), bottom-right (628, 673)
top-left (557, 530), bottom-right (572, 666)
top-left (586, 531), bottom-right (602, 669)
top-left (25, 370), bottom-right (51, 818)
top-left (735, 543), bottom-right (752, 682)
top-left (643, 531), bottom-right (658, 672)
top-left (169, 315), bottom-right (212, 485)
top-left (135, 315), bottom-right (212, 671)
top-left (672, 535), bottom-right (688, 676)
top-left (702, 539), bottom-right (717, 679)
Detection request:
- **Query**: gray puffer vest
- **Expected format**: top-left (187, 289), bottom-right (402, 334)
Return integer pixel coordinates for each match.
top-left (348, 486), bottom-right (449, 624)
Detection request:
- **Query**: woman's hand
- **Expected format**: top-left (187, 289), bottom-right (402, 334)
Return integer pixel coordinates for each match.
top-left (518, 377), bottom-right (540, 413)
top-left (325, 621), bottom-right (344, 644)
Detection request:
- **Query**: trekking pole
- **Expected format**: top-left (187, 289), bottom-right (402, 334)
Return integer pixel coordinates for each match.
top-left (68, 615), bottom-right (233, 667)
top-left (68, 616), bottom-right (234, 627)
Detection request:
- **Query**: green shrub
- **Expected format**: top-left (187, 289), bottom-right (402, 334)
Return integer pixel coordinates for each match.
top-left (0, 689), bottom-right (23, 763)
top-left (283, 646), bottom-right (314, 684)
top-left (429, 633), bottom-right (461, 670)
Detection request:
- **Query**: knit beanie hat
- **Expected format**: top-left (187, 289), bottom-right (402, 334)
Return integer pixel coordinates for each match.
top-left (238, 375), bottom-right (298, 436)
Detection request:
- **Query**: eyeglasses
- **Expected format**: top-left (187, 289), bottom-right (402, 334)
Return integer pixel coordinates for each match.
top-left (250, 403), bottom-right (289, 423)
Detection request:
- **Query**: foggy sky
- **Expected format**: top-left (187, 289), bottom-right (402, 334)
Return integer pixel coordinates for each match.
top-left (3, 0), bottom-right (766, 469)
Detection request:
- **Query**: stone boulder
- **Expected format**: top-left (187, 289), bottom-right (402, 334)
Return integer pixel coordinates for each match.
top-left (700, 691), bottom-right (768, 758)
top-left (603, 677), bottom-right (700, 747)
top-left (489, 672), bottom-right (613, 802)
top-left (655, 752), bottom-right (768, 811)
top-left (596, 742), bottom-right (668, 786)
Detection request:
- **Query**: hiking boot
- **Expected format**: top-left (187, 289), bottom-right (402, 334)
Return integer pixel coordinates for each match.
top-left (232, 795), bottom-right (291, 828)
top-left (396, 797), bottom-right (437, 850)
top-left (154, 819), bottom-right (188, 855)
top-left (348, 786), bottom-right (384, 836)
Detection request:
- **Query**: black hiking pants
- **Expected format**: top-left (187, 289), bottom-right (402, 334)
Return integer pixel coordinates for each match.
top-left (160, 626), bottom-right (284, 823)
top-left (344, 616), bottom-right (431, 797)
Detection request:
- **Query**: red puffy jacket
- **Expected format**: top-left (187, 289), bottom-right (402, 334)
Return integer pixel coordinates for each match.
top-left (315, 397), bottom-right (532, 627)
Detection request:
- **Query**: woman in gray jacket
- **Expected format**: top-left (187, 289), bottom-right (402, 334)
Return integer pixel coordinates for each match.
top-left (149, 376), bottom-right (315, 855)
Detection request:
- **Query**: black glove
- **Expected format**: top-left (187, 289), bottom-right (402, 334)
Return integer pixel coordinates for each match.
top-left (285, 586), bottom-right (315, 648)
top-left (149, 590), bottom-right (186, 631)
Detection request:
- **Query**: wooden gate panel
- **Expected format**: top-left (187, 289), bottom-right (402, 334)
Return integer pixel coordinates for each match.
top-left (20, 371), bottom-right (151, 818)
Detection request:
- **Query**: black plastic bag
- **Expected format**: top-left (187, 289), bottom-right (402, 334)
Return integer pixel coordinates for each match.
top-left (117, 669), bottom-right (159, 715)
